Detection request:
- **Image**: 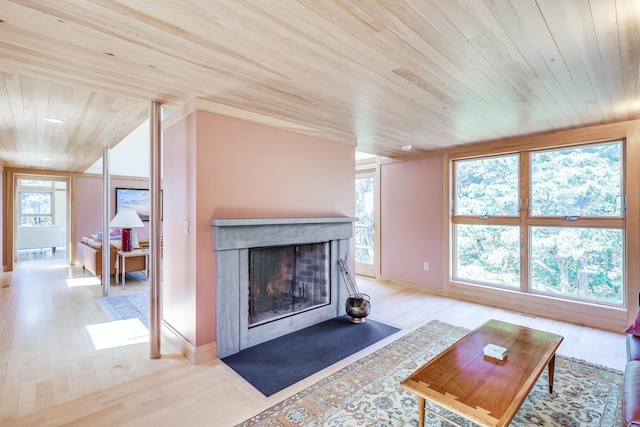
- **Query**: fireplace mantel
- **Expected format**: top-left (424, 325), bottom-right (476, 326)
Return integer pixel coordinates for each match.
top-left (211, 217), bottom-right (356, 358)
top-left (211, 217), bottom-right (355, 250)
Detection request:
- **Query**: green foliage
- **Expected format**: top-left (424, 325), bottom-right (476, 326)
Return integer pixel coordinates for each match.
top-left (355, 176), bottom-right (374, 265)
top-left (456, 225), bottom-right (520, 287)
top-left (531, 143), bottom-right (622, 216)
top-left (454, 142), bottom-right (624, 305)
top-left (456, 155), bottom-right (519, 216)
top-left (530, 227), bottom-right (623, 303)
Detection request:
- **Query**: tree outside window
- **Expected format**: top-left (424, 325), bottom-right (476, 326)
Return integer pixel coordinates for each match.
top-left (452, 140), bottom-right (624, 306)
top-left (355, 175), bottom-right (374, 265)
top-left (18, 180), bottom-right (54, 226)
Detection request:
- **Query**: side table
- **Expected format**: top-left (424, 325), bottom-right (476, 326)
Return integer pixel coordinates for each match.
top-left (116, 249), bottom-right (149, 289)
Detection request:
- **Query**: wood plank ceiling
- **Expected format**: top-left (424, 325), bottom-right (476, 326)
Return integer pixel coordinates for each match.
top-left (0, 0), bottom-right (638, 172)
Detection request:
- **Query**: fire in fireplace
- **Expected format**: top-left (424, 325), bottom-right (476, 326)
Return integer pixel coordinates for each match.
top-left (248, 242), bottom-right (330, 326)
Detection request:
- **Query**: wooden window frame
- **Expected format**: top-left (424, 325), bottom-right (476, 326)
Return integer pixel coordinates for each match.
top-left (451, 139), bottom-right (625, 306)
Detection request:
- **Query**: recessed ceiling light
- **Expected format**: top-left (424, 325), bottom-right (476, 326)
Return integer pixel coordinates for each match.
top-left (41, 158), bottom-right (51, 161)
top-left (45, 118), bottom-right (64, 124)
top-left (401, 144), bottom-right (412, 151)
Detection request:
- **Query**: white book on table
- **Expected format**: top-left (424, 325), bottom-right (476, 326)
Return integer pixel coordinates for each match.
top-left (483, 343), bottom-right (508, 360)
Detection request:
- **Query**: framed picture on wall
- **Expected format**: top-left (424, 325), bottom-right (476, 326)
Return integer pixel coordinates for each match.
top-left (115, 187), bottom-right (150, 221)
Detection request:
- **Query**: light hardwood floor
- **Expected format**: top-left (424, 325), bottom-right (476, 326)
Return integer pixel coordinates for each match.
top-left (0, 255), bottom-right (627, 426)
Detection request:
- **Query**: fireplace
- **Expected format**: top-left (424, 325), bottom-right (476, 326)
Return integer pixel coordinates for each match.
top-left (248, 243), bottom-right (330, 326)
top-left (212, 217), bottom-right (355, 358)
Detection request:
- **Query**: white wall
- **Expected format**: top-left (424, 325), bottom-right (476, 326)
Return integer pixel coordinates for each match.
top-left (54, 185), bottom-right (66, 226)
top-left (84, 120), bottom-right (150, 177)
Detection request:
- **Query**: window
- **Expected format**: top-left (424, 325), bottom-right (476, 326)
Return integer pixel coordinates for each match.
top-left (529, 227), bottom-right (623, 303)
top-left (20, 191), bottom-right (52, 225)
top-left (455, 155), bottom-right (520, 216)
top-left (455, 224), bottom-right (520, 287)
top-left (453, 155), bottom-right (520, 287)
top-left (355, 174), bottom-right (374, 266)
top-left (530, 143), bottom-right (622, 217)
top-left (452, 140), bottom-right (624, 306)
top-left (18, 179), bottom-right (55, 226)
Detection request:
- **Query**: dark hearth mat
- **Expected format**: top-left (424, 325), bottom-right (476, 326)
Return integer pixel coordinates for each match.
top-left (221, 316), bottom-right (400, 396)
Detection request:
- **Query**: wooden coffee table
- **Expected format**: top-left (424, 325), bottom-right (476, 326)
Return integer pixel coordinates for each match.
top-left (400, 319), bottom-right (563, 427)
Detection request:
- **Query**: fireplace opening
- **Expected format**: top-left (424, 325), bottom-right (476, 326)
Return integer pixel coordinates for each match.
top-left (248, 242), bottom-right (330, 327)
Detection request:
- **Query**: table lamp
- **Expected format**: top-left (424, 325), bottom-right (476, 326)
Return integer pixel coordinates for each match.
top-left (110, 209), bottom-right (144, 252)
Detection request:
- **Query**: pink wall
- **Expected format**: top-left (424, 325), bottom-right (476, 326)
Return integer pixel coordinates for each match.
top-left (75, 176), bottom-right (151, 242)
top-left (380, 157), bottom-right (444, 287)
top-left (163, 110), bottom-right (355, 348)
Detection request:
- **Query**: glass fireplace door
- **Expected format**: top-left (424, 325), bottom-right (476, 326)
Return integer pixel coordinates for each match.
top-left (248, 242), bottom-right (330, 326)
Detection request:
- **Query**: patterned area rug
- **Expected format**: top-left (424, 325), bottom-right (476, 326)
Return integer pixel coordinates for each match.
top-left (237, 320), bottom-right (622, 427)
top-left (96, 291), bottom-right (149, 328)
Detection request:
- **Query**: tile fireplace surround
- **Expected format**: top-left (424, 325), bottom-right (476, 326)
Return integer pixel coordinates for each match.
top-left (211, 217), bottom-right (356, 358)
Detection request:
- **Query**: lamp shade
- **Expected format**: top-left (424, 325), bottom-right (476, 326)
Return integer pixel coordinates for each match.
top-left (110, 209), bottom-right (144, 228)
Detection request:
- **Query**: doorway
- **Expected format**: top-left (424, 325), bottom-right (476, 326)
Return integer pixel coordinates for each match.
top-left (355, 171), bottom-right (376, 277)
top-left (14, 175), bottom-right (70, 263)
